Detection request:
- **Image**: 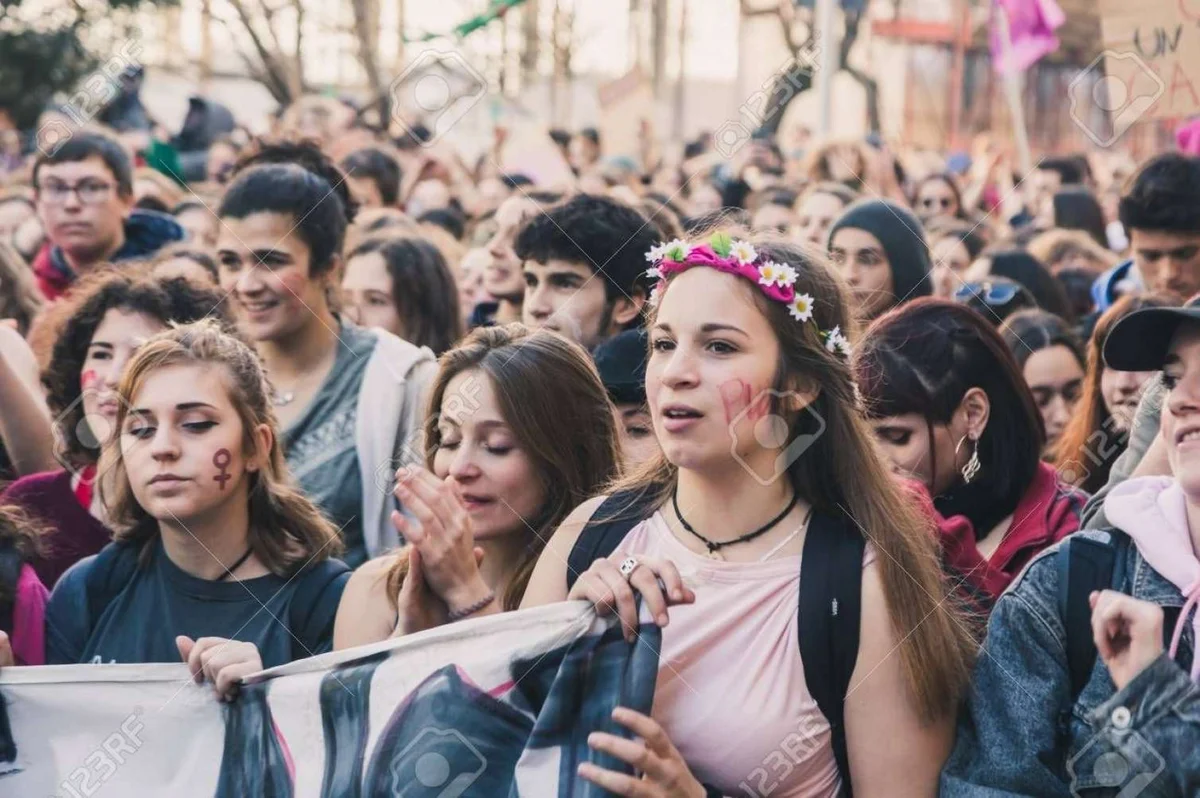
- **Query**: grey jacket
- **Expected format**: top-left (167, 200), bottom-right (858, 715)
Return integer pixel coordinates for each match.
top-left (939, 529), bottom-right (1198, 797)
top-left (1081, 377), bottom-right (1165, 531)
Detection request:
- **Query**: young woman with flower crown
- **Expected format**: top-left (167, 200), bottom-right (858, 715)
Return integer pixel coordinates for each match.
top-left (522, 232), bottom-right (975, 797)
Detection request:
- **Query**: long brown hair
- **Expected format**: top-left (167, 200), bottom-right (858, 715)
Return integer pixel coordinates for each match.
top-left (1052, 293), bottom-right (1179, 492)
top-left (387, 324), bottom-right (621, 610)
top-left (0, 241), bottom-right (43, 337)
top-left (101, 319), bottom-right (342, 574)
top-left (613, 234), bottom-right (975, 723)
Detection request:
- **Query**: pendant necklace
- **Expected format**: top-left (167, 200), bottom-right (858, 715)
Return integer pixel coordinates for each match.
top-left (672, 488), bottom-right (800, 560)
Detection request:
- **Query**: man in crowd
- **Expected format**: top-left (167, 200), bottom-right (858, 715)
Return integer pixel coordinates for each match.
top-left (1082, 152), bottom-right (1200, 529)
top-left (32, 131), bottom-right (184, 299)
top-left (516, 193), bottom-right (657, 351)
top-left (471, 190), bottom-right (562, 328)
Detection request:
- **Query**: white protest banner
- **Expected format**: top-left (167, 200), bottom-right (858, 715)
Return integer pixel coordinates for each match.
top-left (0, 602), bottom-right (659, 797)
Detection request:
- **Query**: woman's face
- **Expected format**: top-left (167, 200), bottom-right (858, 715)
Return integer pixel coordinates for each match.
top-left (870, 412), bottom-right (966, 496)
top-left (1163, 324), bottom-right (1200, 496)
top-left (176, 206), bottom-right (219, 248)
top-left (81, 309), bottom-right (167, 449)
top-left (1100, 365), bottom-right (1157, 434)
top-left (915, 178), bottom-right (959, 223)
top-left (929, 237), bottom-right (971, 299)
top-left (793, 192), bottom-right (844, 246)
top-left (217, 212), bottom-right (330, 343)
top-left (122, 363), bottom-right (262, 524)
top-left (829, 227), bottom-right (895, 319)
top-left (613, 402), bottom-right (660, 473)
top-left (458, 248), bottom-right (492, 321)
top-left (647, 268), bottom-right (799, 479)
top-left (342, 250), bottom-right (402, 335)
top-left (1024, 345), bottom-right (1085, 448)
top-left (431, 369), bottom-right (546, 541)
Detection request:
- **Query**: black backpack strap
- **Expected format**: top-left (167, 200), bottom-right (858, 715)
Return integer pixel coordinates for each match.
top-left (83, 542), bottom-right (142, 630)
top-left (1057, 533), bottom-right (1129, 702)
top-left (0, 542), bottom-right (23, 636)
top-left (798, 510), bottom-right (866, 797)
top-left (566, 490), bottom-right (660, 592)
top-left (288, 559), bottom-right (351, 657)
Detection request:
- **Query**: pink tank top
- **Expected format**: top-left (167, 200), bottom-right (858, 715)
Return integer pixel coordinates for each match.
top-left (612, 511), bottom-right (842, 798)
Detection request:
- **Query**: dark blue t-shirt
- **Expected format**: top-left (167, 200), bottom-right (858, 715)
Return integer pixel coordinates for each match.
top-left (45, 539), bottom-right (349, 666)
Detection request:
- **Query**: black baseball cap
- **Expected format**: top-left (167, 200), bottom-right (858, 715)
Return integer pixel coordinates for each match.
top-left (592, 329), bottom-right (648, 406)
top-left (1104, 295), bottom-right (1200, 371)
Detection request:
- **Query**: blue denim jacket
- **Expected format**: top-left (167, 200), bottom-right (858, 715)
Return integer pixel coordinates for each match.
top-left (940, 529), bottom-right (1198, 796)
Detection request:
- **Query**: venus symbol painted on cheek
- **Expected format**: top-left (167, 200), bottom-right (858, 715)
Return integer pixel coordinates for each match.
top-left (213, 449), bottom-right (232, 490)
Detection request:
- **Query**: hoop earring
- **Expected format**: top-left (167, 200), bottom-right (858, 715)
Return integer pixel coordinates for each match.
top-left (955, 434), bottom-right (981, 484)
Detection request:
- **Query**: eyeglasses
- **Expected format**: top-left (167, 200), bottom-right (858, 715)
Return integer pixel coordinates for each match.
top-left (954, 281), bottom-right (1021, 306)
top-left (37, 180), bottom-right (115, 205)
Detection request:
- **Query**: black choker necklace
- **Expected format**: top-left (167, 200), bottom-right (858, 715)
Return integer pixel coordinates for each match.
top-left (217, 547), bottom-right (254, 582)
top-left (672, 489), bottom-right (800, 559)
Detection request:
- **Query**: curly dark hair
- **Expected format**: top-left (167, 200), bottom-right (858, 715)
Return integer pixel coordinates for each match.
top-left (43, 269), bottom-right (235, 467)
top-left (0, 503), bottom-right (47, 608)
top-left (1118, 152), bottom-right (1200, 234)
top-left (514, 193), bottom-right (659, 302)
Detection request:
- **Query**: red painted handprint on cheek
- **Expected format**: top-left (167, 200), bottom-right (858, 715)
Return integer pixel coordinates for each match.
top-left (720, 378), bottom-right (771, 425)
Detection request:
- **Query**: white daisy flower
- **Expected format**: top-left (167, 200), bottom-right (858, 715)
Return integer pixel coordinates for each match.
top-left (648, 283), bottom-right (664, 308)
top-left (775, 263), bottom-right (798, 288)
top-left (824, 325), bottom-right (843, 353)
top-left (645, 266), bottom-right (662, 280)
top-left (789, 293), bottom-right (815, 322)
top-left (645, 243), bottom-right (668, 263)
top-left (663, 238), bottom-right (692, 261)
top-left (730, 240), bottom-right (758, 265)
top-left (757, 262), bottom-right (781, 287)
top-left (835, 335), bottom-right (852, 357)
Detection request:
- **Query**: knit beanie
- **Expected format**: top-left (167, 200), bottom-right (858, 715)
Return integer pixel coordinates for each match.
top-left (827, 198), bottom-right (933, 304)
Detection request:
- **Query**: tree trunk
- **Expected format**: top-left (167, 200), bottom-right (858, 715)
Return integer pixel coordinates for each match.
top-left (838, 9), bottom-right (881, 133)
top-left (755, 35), bottom-right (816, 136)
top-left (520, 0), bottom-right (539, 85)
top-left (351, 0), bottom-right (389, 124)
top-left (651, 0), bottom-right (667, 97)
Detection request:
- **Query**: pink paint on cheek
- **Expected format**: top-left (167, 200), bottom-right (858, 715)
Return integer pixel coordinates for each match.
top-left (720, 378), bottom-right (771, 424)
top-left (81, 369), bottom-right (99, 390)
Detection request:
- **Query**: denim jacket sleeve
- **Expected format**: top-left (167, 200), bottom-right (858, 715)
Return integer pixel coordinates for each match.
top-left (1083, 653), bottom-right (1200, 797)
top-left (940, 552), bottom-right (1074, 796)
top-left (1082, 376), bottom-right (1164, 531)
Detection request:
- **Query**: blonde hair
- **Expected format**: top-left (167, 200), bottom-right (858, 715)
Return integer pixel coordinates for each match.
top-left (102, 319), bottom-right (342, 574)
top-left (615, 232), bottom-right (975, 723)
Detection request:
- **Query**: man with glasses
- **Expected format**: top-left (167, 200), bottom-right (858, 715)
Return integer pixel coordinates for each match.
top-left (32, 131), bottom-right (184, 300)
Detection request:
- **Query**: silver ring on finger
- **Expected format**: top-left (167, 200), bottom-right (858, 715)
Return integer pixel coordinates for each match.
top-left (618, 556), bottom-right (639, 581)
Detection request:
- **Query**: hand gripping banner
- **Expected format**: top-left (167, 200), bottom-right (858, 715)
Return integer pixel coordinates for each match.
top-left (0, 602), bottom-right (660, 797)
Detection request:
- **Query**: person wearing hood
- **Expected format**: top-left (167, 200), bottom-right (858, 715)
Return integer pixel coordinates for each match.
top-left (827, 197), bottom-right (932, 321)
top-left (32, 131), bottom-right (184, 301)
top-left (941, 301), bottom-right (1200, 796)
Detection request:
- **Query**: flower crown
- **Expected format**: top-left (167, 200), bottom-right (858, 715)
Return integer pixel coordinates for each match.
top-left (644, 233), bottom-right (850, 357)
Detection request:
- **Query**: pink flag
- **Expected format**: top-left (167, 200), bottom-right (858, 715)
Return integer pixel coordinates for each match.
top-left (990, 0), bottom-right (1066, 75)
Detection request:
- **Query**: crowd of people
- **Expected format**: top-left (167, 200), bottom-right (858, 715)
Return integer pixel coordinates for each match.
top-left (0, 86), bottom-right (1197, 796)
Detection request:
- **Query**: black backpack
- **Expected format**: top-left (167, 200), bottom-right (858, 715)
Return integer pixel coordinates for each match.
top-left (0, 541), bottom-right (24, 638)
top-left (1057, 531), bottom-right (1185, 704)
top-left (566, 490), bottom-right (866, 797)
top-left (80, 542), bottom-right (349, 661)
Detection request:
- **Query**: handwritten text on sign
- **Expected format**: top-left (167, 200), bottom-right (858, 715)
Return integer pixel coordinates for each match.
top-left (1098, 0), bottom-right (1200, 120)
